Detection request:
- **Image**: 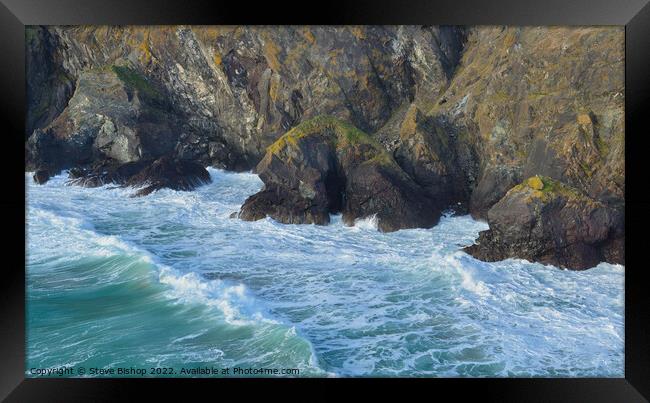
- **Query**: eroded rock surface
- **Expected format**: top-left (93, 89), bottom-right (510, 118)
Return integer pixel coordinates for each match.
top-left (25, 26), bottom-right (625, 269)
top-left (67, 156), bottom-right (211, 197)
top-left (464, 176), bottom-right (624, 269)
top-left (240, 116), bottom-right (440, 232)
top-left (27, 65), bottom-right (182, 173)
top-left (26, 26), bottom-right (467, 172)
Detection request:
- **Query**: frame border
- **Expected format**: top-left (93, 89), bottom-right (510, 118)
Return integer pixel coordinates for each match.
top-left (3, 0), bottom-right (649, 400)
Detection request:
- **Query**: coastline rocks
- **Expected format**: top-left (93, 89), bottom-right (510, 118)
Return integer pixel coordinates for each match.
top-left (26, 26), bottom-right (467, 171)
top-left (423, 27), bottom-right (625, 220)
top-left (392, 105), bottom-right (470, 212)
top-left (464, 176), bottom-right (624, 270)
top-left (239, 116), bottom-right (440, 232)
top-left (341, 154), bottom-right (439, 231)
top-left (66, 156), bottom-right (211, 196)
top-left (239, 118), bottom-right (343, 225)
top-left (126, 156), bottom-right (212, 196)
top-left (27, 64), bottom-right (182, 173)
top-left (67, 159), bottom-right (148, 188)
top-left (469, 166), bottom-right (521, 219)
top-left (33, 169), bottom-right (51, 185)
top-left (24, 26), bottom-right (626, 270)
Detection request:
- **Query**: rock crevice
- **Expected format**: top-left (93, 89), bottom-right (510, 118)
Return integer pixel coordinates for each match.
top-left (239, 116), bottom-right (441, 232)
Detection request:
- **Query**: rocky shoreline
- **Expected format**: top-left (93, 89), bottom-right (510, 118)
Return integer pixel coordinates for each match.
top-left (25, 26), bottom-right (624, 269)
top-left (238, 116), bottom-right (442, 232)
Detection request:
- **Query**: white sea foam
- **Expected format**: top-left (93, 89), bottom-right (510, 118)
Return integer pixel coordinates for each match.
top-left (27, 172), bottom-right (276, 327)
top-left (158, 266), bottom-right (277, 326)
top-left (351, 214), bottom-right (379, 230)
top-left (26, 169), bottom-right (625, 377)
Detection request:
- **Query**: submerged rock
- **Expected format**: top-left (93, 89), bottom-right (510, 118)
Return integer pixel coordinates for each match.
top-left (464, 176), bottom-right (624, 270)
top-left (125, 156), bottom-right (212, 196)
top-left (66, 156), bottom-right (211, 197)
top-left (33, 169), bottom-right (51, 185)
top-left (240, 116), bottom-right (440, 232)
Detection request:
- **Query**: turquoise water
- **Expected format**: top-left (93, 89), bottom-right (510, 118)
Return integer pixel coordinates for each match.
top-left (26, 170), bottom-right (624, 377)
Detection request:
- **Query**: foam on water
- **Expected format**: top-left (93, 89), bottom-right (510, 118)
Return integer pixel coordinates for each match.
top-left (26, 170), bottom-right (624, 377)
top-left (351, 214), bottom-right (379, 231)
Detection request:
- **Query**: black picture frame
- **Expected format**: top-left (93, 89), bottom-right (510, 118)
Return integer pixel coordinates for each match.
top-left (2, 0), bottom-right (649, 401)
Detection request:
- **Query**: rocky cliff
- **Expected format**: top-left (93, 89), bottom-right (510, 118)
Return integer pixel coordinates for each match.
top-left (25, 25), bottom-right (624, 269)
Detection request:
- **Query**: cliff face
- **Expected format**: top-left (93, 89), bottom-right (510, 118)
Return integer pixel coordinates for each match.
top-left (424, 27), bottom-right (624, 218)
top-left (26, 25), bottom-right (465, 171)
top-left (25, 25), bottom-right (624, 269)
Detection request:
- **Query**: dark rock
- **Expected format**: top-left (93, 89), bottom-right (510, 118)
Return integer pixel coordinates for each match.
top-left (25, 26), bottom-right (76, 137)
top-left (240, 118), bottom-right (345, 226)
top-left (392, 105), bottom-right (470, 213)
top-left (33, 169), bottom-right (51, 184)
top-left (464, 176), bottom-right (624, 270)
top-left (67, 159), bottom-right (149, 188)
top-left (341, 155), bottom-right (439, 232)
top-left (469, 166), bottom-right (521, 219)
top-left (66, 156), bottom-right (211, 197)
top-left (240, 187), bottom-right (332, 225)
top-left (125, 156), bottom-right (212, 196)
top-left (240, 116), bottom-right (440, 231)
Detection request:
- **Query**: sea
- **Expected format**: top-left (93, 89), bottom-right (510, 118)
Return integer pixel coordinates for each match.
top-left (25, 169), bottom-right (624, 377)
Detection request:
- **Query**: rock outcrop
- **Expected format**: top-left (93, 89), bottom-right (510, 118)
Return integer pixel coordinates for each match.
top-left (67, 156), bottom-right (211, 197)
top-left (421, 27), bottom-right (625, 219)
top-left (27, 64), bottom-right (182, 173)
top-left (464, 176), bottom-right (624, 269)
top-left (25, 26), bottom-right (625, 269)
top-left (239, 116), bottom-right (440, 232)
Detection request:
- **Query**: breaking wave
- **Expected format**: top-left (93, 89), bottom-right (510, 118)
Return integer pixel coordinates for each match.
top-left (26, 169), bottom-right (624, 377)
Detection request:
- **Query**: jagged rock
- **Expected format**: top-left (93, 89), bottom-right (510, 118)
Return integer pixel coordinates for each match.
top-left (469, 166), bottom-right (521, 219)
top-left (239, 122), bottom-right (340, 225)
top-left (25, 26), bottom-right (466, 172)
top-left (33, 169), bottom-right (51, 184)
top-left (66, 156), bottom-right (211, 197)
top-left (27, 64), bottom-right (182, 173)
top-left (125, 156), bottom-right (212, 196)
top-left (464, 176), bottom-right (624, 270)
top-left (240, 116), bottom-right (440, 231)
top-left (25, 27), bottom-right (76, 138)
top-left (424, 27), bottom-right (624, 219)
top-left (25, 26), bottom-right (626, 269)
top-left (67, 159), bottom-right (149, 188)
top-left (392, 104), bottom-right (470, 213)
top-left (341, 153), bottom-right (439, 231)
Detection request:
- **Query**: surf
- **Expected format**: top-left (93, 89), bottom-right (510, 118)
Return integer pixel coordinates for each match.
top-left (25, 170), bottom-right (624, 377)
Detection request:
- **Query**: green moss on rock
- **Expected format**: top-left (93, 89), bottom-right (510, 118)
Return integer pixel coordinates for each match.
top-left (266, 115), bottom-right (384, 155)
top-left (515, 175), bottom-right (591, 203)
top-left (111, 65), bottom-right (162, 102)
